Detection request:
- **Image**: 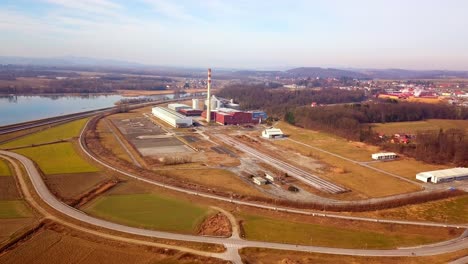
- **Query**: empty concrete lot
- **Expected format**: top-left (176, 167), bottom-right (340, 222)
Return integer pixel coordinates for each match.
top-left (112, 117), bottom-right (193, 156)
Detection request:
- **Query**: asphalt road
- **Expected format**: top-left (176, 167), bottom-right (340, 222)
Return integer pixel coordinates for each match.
top-left (1, 150), bottom-right (467, 260)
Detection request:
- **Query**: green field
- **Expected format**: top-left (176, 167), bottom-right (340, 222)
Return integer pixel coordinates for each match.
top-left (0, 200), bottom-right (32, 219)
top-left (370, 119), bottom-right (468, 135)
top-left (84, 193), bottom-right (214, 234)
top-left (0, 159), bottom-right (11, 176)
top-left (238, 213), bottom-right (454, 249)
top-left (1, 118), bottom-right (88, 149)
top-left (13, 142), bottom-right (99, 175)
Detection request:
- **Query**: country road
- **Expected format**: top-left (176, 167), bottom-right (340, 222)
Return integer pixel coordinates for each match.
top-left (1, 150), bottom-right (467, 262)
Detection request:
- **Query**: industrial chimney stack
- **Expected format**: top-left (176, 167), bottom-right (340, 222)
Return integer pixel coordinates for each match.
top-left (206, 68), bottom-right (212, 123)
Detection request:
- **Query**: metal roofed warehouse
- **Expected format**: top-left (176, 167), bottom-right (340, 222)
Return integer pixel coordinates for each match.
top-left (416, 167), bottom-right (468, 183)
top-left (152, 106), bottom-right (193, 128)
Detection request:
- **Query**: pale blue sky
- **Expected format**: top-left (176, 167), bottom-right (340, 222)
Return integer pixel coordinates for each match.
top-left (0, 0), bottom-right (467, 70)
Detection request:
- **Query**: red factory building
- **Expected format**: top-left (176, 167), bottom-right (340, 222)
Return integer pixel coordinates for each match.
top-left (202, 108), bottom-right (266, 125)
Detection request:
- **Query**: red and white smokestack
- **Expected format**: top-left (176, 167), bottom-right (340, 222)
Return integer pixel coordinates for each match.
top-left (206, 68), bottom-right (212, 123)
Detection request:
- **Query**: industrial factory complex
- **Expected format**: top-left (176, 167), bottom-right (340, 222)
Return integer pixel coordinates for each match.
top-left (149, 68), bottom-right (468, 191)
top-left (152, 68), bottom-right (267, 128)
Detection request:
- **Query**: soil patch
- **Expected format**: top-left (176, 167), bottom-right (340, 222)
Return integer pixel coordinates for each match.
top-left (0, 178), bottom-right (21, 200)
top-left (198, 212), bottom-right (232, 237)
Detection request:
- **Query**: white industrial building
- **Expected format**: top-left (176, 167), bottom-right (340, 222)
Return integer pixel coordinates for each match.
top-left (262, 128), bottom-right (284, 139)
top-left (416, 168), bottom-right (468, 183)
top-left (192, 98), bottom-right (200, 110)
top-left (253, 176), bottom-right (267, 185)
top-left (205, 95), bottom-right (240, 110)
top-left (265, 173), bottom-right (275, 182)
top-left (371, 152), bottom-right (397, 160)
top-left (152, 107), bottom-right (193, 128)
top-left (168, 103), bottom-right (191, 112)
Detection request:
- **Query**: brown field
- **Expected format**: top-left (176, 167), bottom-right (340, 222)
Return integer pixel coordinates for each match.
top-left (96, 118), bottom-right (133, 163)
top-left (44, 172), bottom-right (110, 200)
top-left (0, 177), bottom-right (21, 200)
top-left (273, 139), bottom-right (420, 199)
top-left (0, 228), bottom-right (228, 264)
top-left (370, 119), bottom-right (468, 135)
top-left (369, 158), bottom-right (450, 181)
top-left (240, 247), bottom-right (468, 264)
top-left (158, 169), bottom-right (268, 198)
top-left (276, 121), bottom-right (379, 162)
top-left (0, 218), bottom-right (38, 246)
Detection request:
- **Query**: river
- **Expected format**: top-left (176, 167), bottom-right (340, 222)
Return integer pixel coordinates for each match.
top-left (0, 93), bottom-right (188, 126)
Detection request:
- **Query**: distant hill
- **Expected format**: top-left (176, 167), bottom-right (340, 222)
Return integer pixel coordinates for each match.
top-left (0, 56), bottom-right (144, 68)
top-left (286, 67), bottom-right (369, 79)
top-left (1, 56), bottom-right (467, 79)
top-left (357, 68), bottom-right (468, 79)
top-left (229, 67), bottom-right (468, 80)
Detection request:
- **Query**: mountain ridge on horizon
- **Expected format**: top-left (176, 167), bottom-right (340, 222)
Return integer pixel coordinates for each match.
top-left (1, 56), bottom-right (468, 79)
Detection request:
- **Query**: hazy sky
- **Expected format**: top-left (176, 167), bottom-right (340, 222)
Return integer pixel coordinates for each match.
top-left (1, 0), bottom-right (468, 70)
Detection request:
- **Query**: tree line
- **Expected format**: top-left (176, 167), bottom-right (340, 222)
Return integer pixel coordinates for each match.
top-left (217, 84), bottom-right (366, 115)
top-left (218, 85), bottom-right (468, 166)
top-left (291, 102), bottom-right (468, 166)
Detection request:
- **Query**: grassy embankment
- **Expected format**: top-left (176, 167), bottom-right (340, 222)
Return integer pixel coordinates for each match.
top-left (237, 212), bottom-right (461, 249)
top-left (273, 122), bottom-right (420, 198)
top-left (1, 118), bottom-right (89, 149)
top-left (352, 194), bottom-right (468, 224)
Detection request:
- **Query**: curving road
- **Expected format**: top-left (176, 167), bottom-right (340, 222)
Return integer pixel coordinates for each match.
top-left (1, 150), bottom-right (467, 261)
top-left (77, 120), bottom-right (467, 230)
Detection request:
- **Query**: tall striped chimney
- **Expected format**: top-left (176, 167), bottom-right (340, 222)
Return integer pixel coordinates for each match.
top-left (206, 68), bottom-right (212, 123)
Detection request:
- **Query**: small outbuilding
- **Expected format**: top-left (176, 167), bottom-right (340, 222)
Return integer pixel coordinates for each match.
top-left (265, 173), bottom-right (275, 182)
top-left (371, 152), bottom-right (397, 160)
top-left (416, 168), bottom-right (468, 183)
top-left (252, 176), bottom-right (267, 185)
top-left (262, 128), bottom-right (284, 139)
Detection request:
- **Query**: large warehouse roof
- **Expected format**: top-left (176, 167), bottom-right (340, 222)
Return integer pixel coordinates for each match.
top-left (420, 168), bottom-right (468, 179)
top-left (416, 167), bottom-right (468, 183)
